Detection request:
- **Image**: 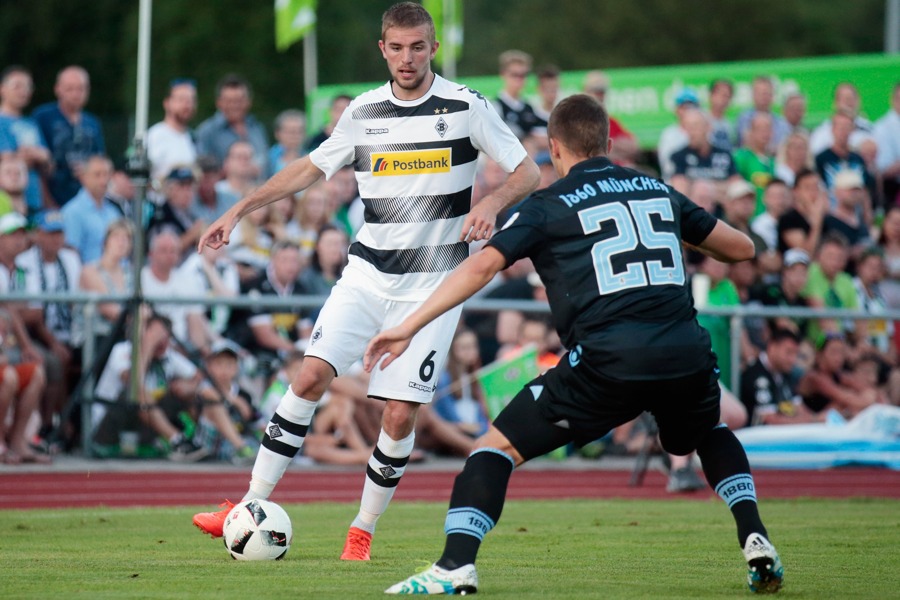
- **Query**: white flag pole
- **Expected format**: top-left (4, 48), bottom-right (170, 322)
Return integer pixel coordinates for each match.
top-left (442, 0), bottom-right (456, 79)
top-left (304, 26), bottom-right (318, 100)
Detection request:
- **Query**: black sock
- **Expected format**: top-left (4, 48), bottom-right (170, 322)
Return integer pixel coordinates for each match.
top-left (696, 425), bottom-right (767, 547)
top-left (437, 449), bottom-right (514, 569)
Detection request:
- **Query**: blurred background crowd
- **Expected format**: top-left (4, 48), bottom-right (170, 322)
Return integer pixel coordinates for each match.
top-left (0, 48), bottom-right (898, 483)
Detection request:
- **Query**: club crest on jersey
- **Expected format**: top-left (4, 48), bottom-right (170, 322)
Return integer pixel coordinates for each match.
top-left (371, 149), bottom-right (452, 177)
top-left (435, 116), bottom-right (448, 138)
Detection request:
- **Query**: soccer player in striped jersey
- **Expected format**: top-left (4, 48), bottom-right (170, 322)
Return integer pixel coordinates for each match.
top-left (192, 1), bottom-right (539, 561)
top-left (367, 94), bottom-right (782, 594)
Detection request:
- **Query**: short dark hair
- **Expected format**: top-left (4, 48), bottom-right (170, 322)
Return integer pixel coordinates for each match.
top-left (709, 78), bottom-right (734, 94)
top-left (537, 64), bottom-right (561, 80)
top-left (547, 94), bottom-right (608, 158)
top-left (793, 167), bottom-right (818, 189)
top-left (382, 2), bottom-right (435, 43)
top-left (215, 73), bottom-right (251, 99)
top-left (769, 328), bottom-right (800, 345)
top-left (0, 65), bottom-right (30, 85)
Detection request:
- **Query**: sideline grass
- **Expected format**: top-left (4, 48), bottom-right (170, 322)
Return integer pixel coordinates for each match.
top-left (1, 498), bottom-right (896, 599)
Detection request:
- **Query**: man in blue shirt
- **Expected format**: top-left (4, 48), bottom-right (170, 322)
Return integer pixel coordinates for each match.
top-left (60, 155), bottom-right (121, 263)
top-left (32, 66), bottom-right (106, 207)
top-left (195, 74), bottom-right (267, 174)
top-left (0, 66), bottom-right (51, 215)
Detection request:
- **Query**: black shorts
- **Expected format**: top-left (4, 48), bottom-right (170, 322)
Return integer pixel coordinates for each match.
top-left (493, 345), bottom-right (721, 461)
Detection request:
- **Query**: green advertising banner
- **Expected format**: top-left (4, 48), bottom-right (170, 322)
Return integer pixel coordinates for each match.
top-left (308, 53), bottom-right (899, 149)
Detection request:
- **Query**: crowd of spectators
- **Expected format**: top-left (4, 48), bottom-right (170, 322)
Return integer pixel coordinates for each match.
top-left (0, 58), bottom-right (898, 476)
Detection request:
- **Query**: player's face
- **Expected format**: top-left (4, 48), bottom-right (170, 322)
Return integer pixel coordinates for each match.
top-left (379, 25), bottom-right (437, 100)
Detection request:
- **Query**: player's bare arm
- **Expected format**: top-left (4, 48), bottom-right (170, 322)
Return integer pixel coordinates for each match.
top-left (197, 156), bottom-right (326, 251)
top-left (460, 156), bottom-right (539, 243)
top-left (689, 220), bottom-right (756, 263)
top-left (364, 246), bottom-right (507, 371)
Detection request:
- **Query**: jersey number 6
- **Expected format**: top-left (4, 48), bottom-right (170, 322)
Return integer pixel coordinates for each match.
top-left (578, 198), bottom-right (685, 295)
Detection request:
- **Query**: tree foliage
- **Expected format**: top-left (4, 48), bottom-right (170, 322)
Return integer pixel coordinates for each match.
top-left (0, 0), bottom-right (886, 161)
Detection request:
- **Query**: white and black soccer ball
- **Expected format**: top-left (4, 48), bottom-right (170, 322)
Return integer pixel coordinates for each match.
top-left (223, 499), bottom-right (293, 561)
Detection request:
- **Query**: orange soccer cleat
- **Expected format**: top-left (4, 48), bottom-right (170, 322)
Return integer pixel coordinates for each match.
top-left (340, 526), bottom-right (372, 561)
top-left (192, 500), bottom-right (235, 538)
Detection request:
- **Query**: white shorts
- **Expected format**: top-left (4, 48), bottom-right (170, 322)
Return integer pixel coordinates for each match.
top-left (303, 277), bottom-right (462, 403)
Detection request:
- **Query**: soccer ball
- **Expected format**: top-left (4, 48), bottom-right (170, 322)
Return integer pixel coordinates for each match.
top-left (223, 499), bottom-right (293, 561)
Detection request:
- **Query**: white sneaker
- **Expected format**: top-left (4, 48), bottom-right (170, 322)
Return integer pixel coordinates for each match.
top-left (742, 533), bottom-right (784, 593)
top-left (385, 563), bottom-right (478, 595)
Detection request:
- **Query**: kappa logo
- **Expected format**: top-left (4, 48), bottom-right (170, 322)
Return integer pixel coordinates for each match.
top-left (366, 128), bottom-right (389, 135)
top-left (379, 465), bottom-right (397, 479)
top-left (371, 149), bottom-right (451, 176)
top-left (434, 116), bottom-right (448, 138)
top-left (268, 423), bottom-right (283, 439)
top-left (311, 326), bottom-right (323, 345)
top-left (408, 381), bottom-right (436, 393)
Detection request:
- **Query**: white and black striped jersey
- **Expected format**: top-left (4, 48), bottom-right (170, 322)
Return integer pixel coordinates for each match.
top-left (309, 74), bottom-right (527, 301)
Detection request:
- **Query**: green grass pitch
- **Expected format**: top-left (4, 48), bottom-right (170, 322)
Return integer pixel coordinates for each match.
top-left (1, 498), bottom-right (896, 599)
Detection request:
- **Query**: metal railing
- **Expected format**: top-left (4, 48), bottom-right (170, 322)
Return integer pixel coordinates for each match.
top-left (2, 291), bottom-right (893, 457)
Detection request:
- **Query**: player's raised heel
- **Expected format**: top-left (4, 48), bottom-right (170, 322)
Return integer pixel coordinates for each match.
top-left (341, 526), bottom-right (372, 561)
top-left (192, 500), bottom-right (234, 538)
top-left (743, 533), bottom-right (784, 593)
top-left (385, 563), bottom-right (478, 595)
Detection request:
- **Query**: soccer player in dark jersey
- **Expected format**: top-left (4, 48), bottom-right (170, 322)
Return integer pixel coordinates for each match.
top-left (366, 94), bottom-right (783, 595)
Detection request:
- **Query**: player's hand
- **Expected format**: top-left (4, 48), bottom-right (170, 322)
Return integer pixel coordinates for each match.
top-left (459, 196), bottom-right (500, 243)
top-left (197, 210), bottom-right (238, 251)
top-left (363, 326), bottom-right (414, 372)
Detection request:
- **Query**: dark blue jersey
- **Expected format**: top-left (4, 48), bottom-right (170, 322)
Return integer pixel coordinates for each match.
top-left (488, 157), bottom-right (719, 379)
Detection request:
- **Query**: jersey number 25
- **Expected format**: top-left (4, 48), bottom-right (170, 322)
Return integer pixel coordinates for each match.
top-left (578, 198), bottom-right (685, 295)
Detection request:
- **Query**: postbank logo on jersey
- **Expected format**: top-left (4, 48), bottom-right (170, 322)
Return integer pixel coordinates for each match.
top-left (371, 149), bottom-right (451, 177)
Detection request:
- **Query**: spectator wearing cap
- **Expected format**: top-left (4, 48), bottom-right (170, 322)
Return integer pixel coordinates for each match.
top-left (60, 155), bottom-right (120, 263)
top-left (0, 212), bottom-right (43, 363)
top-left (750, 248), bottom-right (815, 339)
top-left (735, 75), bottom-right (790, 151)
top-left (721, 179), bottom-right (767, 255)
top-left (147, 78), bottom-right (198, 198)
top-left (707, 79), bottom-right (735, 151)
top-left (822, 170), bottom-right (871, 258)
top-left (195, 339), bottom-right (258, 464)
top-left (148, 165), bottom-right (204, 258)
top-left (815, 109), bottom-right (875, 211)
top-left (670, 107), bottom-right (741, 196)
top-left (656, 88), bottom-right (698, 181)
top-left (583, 70), bottom-right (639, 167)
top-left (734, 112), bottom-right (776, 215)
top-left (14, 209), bottom-right (82, 441)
